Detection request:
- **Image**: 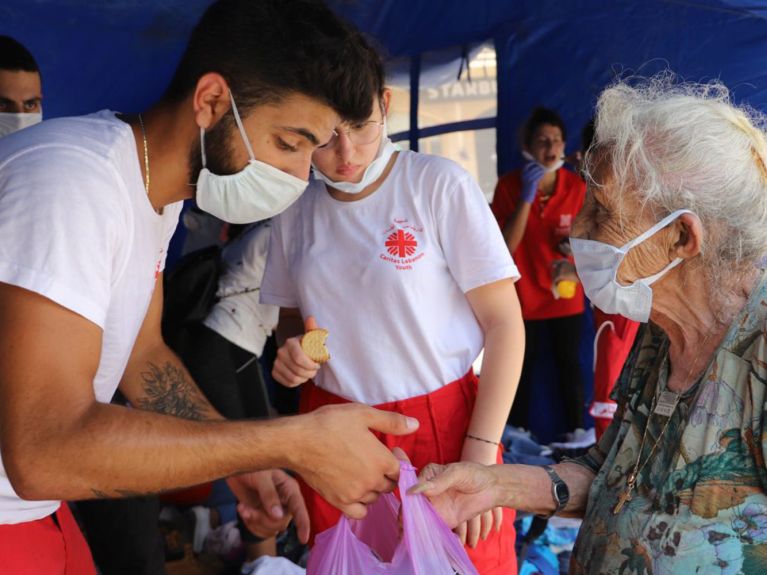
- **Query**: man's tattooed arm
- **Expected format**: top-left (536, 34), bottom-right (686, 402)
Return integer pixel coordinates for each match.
top-left (86, 356), bottom-right (224, 499)
top-left (119, 344), bottom-right (222, 422)
top-left (133, 361), bottom-right (213, 420)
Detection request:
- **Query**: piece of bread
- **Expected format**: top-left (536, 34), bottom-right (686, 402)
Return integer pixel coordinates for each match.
top-left (301, 328), bottom-right (330, 364)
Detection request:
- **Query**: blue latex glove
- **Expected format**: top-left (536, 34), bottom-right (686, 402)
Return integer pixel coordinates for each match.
top-left (520, 162), bottom-right (546, 203)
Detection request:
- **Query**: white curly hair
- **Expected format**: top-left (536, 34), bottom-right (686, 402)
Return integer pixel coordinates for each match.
top-left (584, 73), bottom-right (767, 274)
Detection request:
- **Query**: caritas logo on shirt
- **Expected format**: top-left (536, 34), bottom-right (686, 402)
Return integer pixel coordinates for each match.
top-left (379, 218), bottom-right (425, 271)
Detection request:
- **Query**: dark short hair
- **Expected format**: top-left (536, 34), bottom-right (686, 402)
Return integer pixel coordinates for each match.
top-left (363, 40), bottom-right (386, 102)
top-left (522, 107), bottom-right (567, 148)
top-left (162, 0), bottom-right (379, 122)
top-left (0, 36), bottom-right (39, 74)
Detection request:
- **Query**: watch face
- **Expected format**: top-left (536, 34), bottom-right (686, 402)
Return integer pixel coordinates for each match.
top-left (554, 481), bottom-right (569, 502)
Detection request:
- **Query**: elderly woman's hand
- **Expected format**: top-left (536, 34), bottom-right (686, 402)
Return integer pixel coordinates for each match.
top-left (409, 461), bottom-right (501, 530)
top-left (455, 440), bottom-right (504, 547)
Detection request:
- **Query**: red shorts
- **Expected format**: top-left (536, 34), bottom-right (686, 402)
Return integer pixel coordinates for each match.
top-left (0, 503), bottom-right (97, 575)
top-left (299, 371), bottom-right (517, 575)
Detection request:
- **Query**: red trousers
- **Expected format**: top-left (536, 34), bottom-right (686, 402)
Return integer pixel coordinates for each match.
top-left (0, 503), bottom-right (97, 575)
top-left (299, 371), bottom-right (517, 575)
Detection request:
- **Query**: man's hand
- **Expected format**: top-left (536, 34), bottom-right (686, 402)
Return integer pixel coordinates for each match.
top-left (409, 462), bottom-right (501, 529)
top-left (289, 403), bottom-right (419, 519)
top-left (272, 316), bottom-right (321, 388)
top-left (227, 469), bottom-right (310, 543)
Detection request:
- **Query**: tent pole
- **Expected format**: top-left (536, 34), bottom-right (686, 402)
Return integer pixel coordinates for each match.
top-left (409, 54), bottom-right (420, 152)
top-left (494, 35), bottom-right (510, 177)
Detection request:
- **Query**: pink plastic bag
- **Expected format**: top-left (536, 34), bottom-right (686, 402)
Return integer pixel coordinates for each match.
top-left (307, 461), bottom-right (478, 575)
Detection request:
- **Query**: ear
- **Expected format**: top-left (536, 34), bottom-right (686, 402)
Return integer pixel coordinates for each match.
top-left (192, 72), bottom-right (231, 131)
top-left (381, 88), bottom-right (392, 116)
top-left (672, 212), bottom-right (703, 260)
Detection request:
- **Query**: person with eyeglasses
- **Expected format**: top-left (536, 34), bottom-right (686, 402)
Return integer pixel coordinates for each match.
top-left (260, 46), bottom-right (524, 575)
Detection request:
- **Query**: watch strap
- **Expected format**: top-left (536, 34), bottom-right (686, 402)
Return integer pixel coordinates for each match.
top-left (541, 465), bottom-right (569, 518)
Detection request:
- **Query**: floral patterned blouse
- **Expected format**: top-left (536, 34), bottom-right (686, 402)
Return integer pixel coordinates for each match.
top-left (570, 271), bottom-right (767, 574)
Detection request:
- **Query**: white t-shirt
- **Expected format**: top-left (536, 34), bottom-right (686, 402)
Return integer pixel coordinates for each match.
top-left (204, 222), bottom-right (279, 357)
top-left (0, 111), bottom-right (182, 524)
top-left (261, 150), bottom-right (519, 404)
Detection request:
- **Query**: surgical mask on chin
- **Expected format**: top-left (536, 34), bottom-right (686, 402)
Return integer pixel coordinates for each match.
top-left (0, 112), bottom-right (42, 137)
top-left (312, 117), bottom-right (398, 195)
top-left (195, 92), bottom-right (308, 224)
top-left (570, 209), bottom-right (693, 323)
top-left (522, 150), bottom-right (564, 173)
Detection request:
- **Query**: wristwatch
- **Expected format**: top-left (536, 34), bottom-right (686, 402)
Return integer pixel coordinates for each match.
top-left (541, 465), bottom-right (569, 518)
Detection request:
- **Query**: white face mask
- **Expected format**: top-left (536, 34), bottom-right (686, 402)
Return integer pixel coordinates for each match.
top-left (0, 112), bottom-right (42, 137)
top-left (522, 149), bottom-right (564, 173)
top-left (195, 92), bottom-right (308, 224)
top-left (312, 117), bottom-right (398, 195)
top-left (570, 209), bottom-right (692, 323)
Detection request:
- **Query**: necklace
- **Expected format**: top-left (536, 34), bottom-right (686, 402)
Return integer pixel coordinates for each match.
top-left (138, 113), bottom-right (150, 195)
top-left (612, 333), bottom-right (713, 515)
top-left (612, 390), bottom-right (678, 513)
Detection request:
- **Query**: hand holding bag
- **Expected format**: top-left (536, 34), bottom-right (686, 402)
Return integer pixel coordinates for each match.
top-left (307, 461), bottom-right (478, 575)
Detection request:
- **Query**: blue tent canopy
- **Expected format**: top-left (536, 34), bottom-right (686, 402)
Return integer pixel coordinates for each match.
top-left (5, 0), bottom-right (767, 173)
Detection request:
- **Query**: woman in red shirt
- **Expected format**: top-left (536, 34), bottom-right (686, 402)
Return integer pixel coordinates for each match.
top-left (491, 107), bottom-right (586, 434)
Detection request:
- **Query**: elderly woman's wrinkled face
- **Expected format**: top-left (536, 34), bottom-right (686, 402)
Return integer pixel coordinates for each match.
top-left (572, 157), bottom-right (680, 286)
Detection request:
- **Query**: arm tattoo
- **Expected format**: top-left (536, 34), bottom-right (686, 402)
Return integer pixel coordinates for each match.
top-left (134, 361), bottom-right (208, 420)
top-left (90, 487), bottom-right (167, 499)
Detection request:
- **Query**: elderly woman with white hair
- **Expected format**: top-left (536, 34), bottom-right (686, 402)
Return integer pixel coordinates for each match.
top-left (411, 75), bottom-right (767, 574)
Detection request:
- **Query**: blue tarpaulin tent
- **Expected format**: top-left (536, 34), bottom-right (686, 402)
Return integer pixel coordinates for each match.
top-left (3, 0), bottom-right (767, 440)
top-left (5, 0), bottom-right (767, 174)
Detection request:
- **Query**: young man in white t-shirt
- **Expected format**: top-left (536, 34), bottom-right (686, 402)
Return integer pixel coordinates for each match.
top-left (0, 1), bottom-right (418, 571)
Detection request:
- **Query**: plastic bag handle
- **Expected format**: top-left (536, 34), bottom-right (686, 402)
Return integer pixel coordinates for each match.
top-left (397, 460), bottom-right (479, 575)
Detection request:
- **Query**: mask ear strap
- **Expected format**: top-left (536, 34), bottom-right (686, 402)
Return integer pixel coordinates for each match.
top-left (621, 209), bottom-right (694, 252)
top-left (228, 90), bottom-right (256, 161)
top-left (200, 127), bottom-right (207, 168)
top-left (643, 256), bottom-right (684, 286)
top-left (375, 115), bottom-right (389, 156)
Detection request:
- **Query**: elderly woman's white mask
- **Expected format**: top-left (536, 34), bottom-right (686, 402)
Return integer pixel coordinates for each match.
top-left (570, 209), bottom-right (693, 322)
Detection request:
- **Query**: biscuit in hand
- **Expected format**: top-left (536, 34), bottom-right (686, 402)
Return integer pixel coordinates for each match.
top-left (301, 328), bottom-right (330, 364)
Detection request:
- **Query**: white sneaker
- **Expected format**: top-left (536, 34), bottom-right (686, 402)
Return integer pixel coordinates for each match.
top-left (241, 556), bottom-right (305, 574)
top-left (188, 505), bottom-right (211, 554)
top-left (567, 427), bottom-right (596, 446)
top-left (204, 520), bottom-right (242, 557)
top-left (549, 428), bottom-right (596, 450)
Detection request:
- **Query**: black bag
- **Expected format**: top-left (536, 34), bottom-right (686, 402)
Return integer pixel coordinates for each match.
top-left (161, 244), bottom-right (223, 336)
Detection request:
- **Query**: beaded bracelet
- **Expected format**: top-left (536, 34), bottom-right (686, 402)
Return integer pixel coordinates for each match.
top-left (465, 433), bottom-right (500, 447)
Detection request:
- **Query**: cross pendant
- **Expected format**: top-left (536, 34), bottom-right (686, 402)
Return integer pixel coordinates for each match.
top-left (613, 488), bottom-right (632, 514)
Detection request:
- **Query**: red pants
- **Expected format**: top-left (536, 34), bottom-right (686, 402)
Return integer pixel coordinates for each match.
top-left (0, 503), bottom-right (97, 575)
top-left (299, 371), bottom-right (517, 575)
